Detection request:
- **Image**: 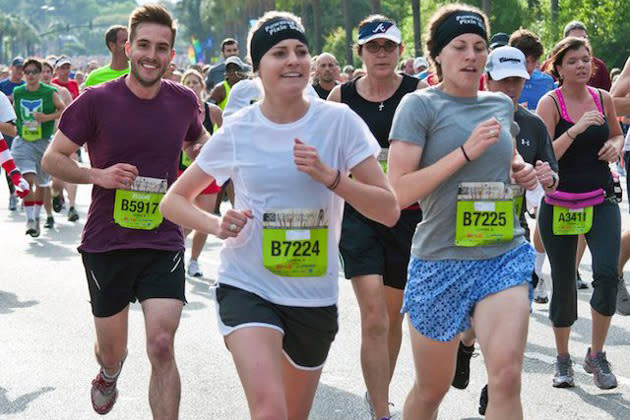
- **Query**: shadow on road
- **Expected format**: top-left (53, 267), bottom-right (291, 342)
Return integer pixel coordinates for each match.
top-left (0, 291), bottom-right (38, 314)
top-left (0, 386), bottom-right (54, 415)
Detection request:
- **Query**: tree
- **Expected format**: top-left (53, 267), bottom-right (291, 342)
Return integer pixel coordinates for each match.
top-left (342, 0), bottom-right (353, 65)
top-left (411, 0), bottom-right (421, 57)
top-left (370, 0), bottom-right (382, 13)
top-left (312, 0), bottom-right (322, 53)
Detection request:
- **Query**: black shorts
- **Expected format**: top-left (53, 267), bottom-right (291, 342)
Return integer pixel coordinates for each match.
top-left (214, 283), bottom-right (338, 370)
top-left (339, 205), bottom-right (421, 290)
top-left (81, 248), bottom-right (186, 318)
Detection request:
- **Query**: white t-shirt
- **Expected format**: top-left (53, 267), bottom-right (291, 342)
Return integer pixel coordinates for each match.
top-left (197, 98), bottom-right (379, 306)
top-left (0, 91), bottom-right (16, 123)
top-left (223, 78), bottom-right (319, 118)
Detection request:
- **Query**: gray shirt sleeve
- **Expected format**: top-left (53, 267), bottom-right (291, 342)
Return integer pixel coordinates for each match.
top-left (389, 92), bottom-right (431, 149)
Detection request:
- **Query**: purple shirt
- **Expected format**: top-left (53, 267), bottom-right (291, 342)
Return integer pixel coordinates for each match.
top-left (59, 76), bottom-right (202, 253)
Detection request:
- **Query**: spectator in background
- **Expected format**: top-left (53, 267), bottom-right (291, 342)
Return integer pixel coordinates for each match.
top-left (413, 56), bottom-right (429, 79)
top-left (342, 64), bottom-right (355, 82)
top-left (0, 57), bottom-right (25, 102)
top-left (205, 38), bottom-right (248, 91)
top-left (510, 29), bottom-right (555, 110)
top-left (312, 53), bottom-right (340, 99)
top-left (84, 25), bottom-right (129, 87)
top-left (400, 57), bottom-right (414, 75)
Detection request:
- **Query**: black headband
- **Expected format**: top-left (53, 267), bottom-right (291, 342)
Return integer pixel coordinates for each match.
top-left (250, 17), bottom-right (309, 71)
top-left (431, 11), bottom-right (488, 58)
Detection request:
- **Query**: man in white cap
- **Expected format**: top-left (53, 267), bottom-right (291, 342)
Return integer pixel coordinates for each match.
top-left (208, 55), bottom-right (248, 110)
top-left (413, 56), bottom-right (428, 79)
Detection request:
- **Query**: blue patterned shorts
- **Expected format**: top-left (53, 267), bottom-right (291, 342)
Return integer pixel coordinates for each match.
top-left (402, 242), bottom-right (535, 342)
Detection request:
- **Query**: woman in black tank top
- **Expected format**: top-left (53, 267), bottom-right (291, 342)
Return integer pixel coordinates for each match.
top-left (328, 14), bottom-right (426, 420)
top-left (537, 37), bottom-right (624, 390)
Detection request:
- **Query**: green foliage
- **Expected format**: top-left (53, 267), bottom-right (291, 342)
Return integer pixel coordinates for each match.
top-left (322, 26), bottom-right (362, 68)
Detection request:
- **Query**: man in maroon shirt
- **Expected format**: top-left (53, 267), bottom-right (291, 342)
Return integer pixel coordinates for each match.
top-left (543, 21), bottom-right (611, 91)
top-left (52, 56), bottom-right (79, 99)
top-left (42, 5), bottom-right (209, 419)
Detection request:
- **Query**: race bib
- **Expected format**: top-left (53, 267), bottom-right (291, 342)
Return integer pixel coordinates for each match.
top-left (113, 176), bottom-right (168, 230)
top-left (511, 185), bottom-right (525, 217)
top-left (455, 182), bottom-right (515, 247)
top-left (552, 206), bottom-right (593, 235)
top-left (378, 148), bottom-right (388, 173)
top-left (22, 119), bottom-right (42, 141)
top-left (262, 209), bottom-right (328, 277)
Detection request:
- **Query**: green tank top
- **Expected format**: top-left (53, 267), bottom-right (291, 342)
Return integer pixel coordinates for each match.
top-left (217, 80), bottom-right (231, 110)
top-left (13, 83), bottom-right (57, 141)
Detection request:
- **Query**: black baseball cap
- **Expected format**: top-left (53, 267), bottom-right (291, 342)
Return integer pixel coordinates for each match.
top-left (489, 33), bottom-right (509, 50)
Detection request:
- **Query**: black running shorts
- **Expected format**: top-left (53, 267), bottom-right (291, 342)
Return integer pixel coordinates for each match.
top-left (339, 205), bottom-right (421, 290)
top-left (81, 248), bottom-right (186, 318)
top-left (214, 283), bottom-right (338, 370)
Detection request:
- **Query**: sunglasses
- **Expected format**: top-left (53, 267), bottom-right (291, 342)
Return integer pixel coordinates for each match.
top-left (24, 70), bottom-right (41, 75)
top-left (364, 40), bottom-right (399, 53)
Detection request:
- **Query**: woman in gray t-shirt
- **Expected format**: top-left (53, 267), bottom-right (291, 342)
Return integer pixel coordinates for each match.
top-left (388, 4), bottom-right (538, 419)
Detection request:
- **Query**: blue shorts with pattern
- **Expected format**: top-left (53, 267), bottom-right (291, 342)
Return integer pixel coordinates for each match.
top-left (402, 242), bottom-right (535, 342)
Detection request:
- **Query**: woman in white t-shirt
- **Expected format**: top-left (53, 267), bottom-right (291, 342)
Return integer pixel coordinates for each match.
top-left (160, 11), bottom-right (399, 420)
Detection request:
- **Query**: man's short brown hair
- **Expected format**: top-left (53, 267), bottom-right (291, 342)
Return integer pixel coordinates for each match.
top-left (105, 25), bottom-right (127, 51)
top-left (23, 58), bottom-right (42, 73)
top-left (128, 4), bottom-right (177, 48)
top-left (509, 29), bottom-right (544, 60)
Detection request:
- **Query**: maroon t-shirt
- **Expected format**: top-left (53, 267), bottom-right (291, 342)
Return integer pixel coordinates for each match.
top-left (58, 76), bottom-right (202, 253)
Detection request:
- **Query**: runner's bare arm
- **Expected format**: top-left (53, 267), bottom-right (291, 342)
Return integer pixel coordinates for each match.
top-left (161, 163), bottom-right (251, 239)
top-left (182, 129), bottom-right (211, 162)
top-left (611, 57), bottom-right (630, 116)
top-left (42, 129), bottom-right (138, 188)
top-left (33, 92), bottom-right (66, 123)
top-left (0, 121), bottom-right (16, 137)
top-left (209, 103), bottom-right (223, 128)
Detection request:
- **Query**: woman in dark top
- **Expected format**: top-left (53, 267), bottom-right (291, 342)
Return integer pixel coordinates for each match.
top-left (328, 14), bottom-right (426, 420)
top-left (180, 69), bottom-right (222, 277)
top-left (537, 36), bottom-right (624, 390)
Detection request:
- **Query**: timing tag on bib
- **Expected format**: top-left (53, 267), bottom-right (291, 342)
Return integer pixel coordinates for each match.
top-left (455, 182), bottom-right (515, 247)
top-left (378, 148), bottom-right (388, 173)
top-left (22, 119), bottom-right (42, 141)
top-left (262, 209), bottom-right (328, 277)
top-left (552, 206), bottom-right (593, 235)
top-left (511, 184), bottom-right (525, 217)
top-left (113, 176), bottom-right (168, 230)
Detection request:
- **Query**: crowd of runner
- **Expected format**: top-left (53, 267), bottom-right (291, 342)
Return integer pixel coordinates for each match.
top-left (2, 2), bottom-right (630, 420)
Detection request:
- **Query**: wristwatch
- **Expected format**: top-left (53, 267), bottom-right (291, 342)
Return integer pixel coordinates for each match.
top-left (545, 172), bottom-right (558, 189)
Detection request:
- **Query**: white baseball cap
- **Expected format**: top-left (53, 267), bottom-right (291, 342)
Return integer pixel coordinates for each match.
top-left (485, 46), bottom-right (530, 80)
top-left (357, 21), bottom-right (402, 45)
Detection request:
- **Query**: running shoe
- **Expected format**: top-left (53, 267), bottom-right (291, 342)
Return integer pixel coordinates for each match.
top-left (187, 259), bottom-right (203, 277)
top-left (533, 277), bottom-right (549, 304)
top-left (576, 270), bottom-right (588, 290)
top-left (44, 215), bottom-right (55, 229)
top-left (25, 219), bottom-right (37, 236)
top-left (584, 348), bottom-right (617, 389)
top-left (552, 354), bottom-right (575, 388)
top-left (68, 206), bottom-right (79, 222)
top-left (9, 193), bottom-right (17, 211)
top-left (452, 341), bottom-right (475, 389)
top-left (92, 348), bottom-right (127, 415)
top-left (52, 193), bottom-right (64, 213)
top-left (478, 384), bottom-right (488, 416)
top-left (616, 276), bottom-right (630, 315)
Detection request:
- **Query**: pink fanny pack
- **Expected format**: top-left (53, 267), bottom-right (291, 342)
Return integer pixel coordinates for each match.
top-left (544, 189), bottom-right (605, 209)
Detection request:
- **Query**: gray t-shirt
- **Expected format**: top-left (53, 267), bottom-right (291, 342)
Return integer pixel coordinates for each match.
top-left (389, 87), bottom-right (525, 260)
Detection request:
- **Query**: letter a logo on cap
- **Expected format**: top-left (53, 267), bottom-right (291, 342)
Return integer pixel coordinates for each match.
top-left (373, 23), bottom-right (387, 33)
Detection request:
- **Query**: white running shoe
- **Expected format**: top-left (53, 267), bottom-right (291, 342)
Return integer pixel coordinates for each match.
top-left (187, 259), bottom-right (203, 277)
top-left (534, 277), bottom-right (549, 304)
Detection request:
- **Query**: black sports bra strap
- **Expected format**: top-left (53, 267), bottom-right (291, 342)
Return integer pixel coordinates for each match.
top-left (597, 88), bottom-right (606, 114)
top-left (549, 94), bottom-right (562, 118)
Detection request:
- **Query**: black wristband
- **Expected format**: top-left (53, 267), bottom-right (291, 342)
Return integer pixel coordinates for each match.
top-left (566, 129), bottom-right (575, 140)
top-left (327, 169), bottom-right (341, 190)
top-left (460, 145), bottom-right (471, 162)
